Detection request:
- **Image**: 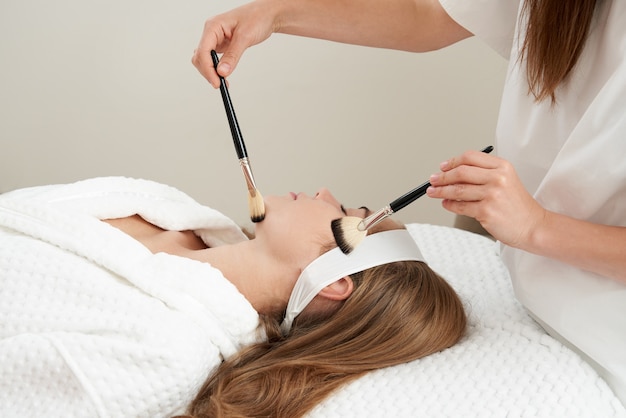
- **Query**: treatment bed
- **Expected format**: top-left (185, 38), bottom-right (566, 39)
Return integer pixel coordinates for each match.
top-left (307, 223), bottom-right (626, 417)
top-left (0, 177), bottom-right (624, 417)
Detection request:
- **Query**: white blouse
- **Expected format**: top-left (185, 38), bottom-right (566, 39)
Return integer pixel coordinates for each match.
top-left (440, 0), bottom-right (626, 404)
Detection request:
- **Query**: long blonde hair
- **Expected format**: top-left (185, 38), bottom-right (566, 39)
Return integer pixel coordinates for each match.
top-left (521, 0), bottom-right (598, 103)
top-left (180, 258), bottom-right (466, 417)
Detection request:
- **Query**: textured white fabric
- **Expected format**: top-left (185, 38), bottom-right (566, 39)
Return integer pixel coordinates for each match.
top-left (0, 177), bottom-right (260, 417)
top-left (2, 178), bottom-right (624, 416)
top-left (439, 0), bottom-right (626, 404)
top-left (307, 224), bottom-right (626, 417)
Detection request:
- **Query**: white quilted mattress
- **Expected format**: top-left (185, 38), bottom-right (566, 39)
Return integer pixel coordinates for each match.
top-left (306, 223), bottom-right (626, 418)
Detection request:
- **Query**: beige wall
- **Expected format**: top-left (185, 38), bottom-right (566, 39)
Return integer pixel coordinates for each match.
top-left (0, 0), bottom-right (508, 228)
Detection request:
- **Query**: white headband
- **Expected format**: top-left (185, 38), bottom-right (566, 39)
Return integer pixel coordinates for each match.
top-left (281, 229), bottom-right (425, 333)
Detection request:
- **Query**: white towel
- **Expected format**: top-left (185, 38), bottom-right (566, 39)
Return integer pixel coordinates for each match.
top-left (0, 177), bottom-right (260, 417)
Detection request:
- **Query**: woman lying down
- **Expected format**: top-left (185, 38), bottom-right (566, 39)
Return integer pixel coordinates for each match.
top-left (0, 177), bottom-right (466, 417)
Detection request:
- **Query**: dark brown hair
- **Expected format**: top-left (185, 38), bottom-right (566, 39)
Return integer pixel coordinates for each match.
top-left (520, 0), bottom-right (598, 103)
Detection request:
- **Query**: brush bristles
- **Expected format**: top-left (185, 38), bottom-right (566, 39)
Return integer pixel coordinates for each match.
top-left (331, 216), bottom-right (367, 254)
top-left (248, 190), bottom-right (266, 223)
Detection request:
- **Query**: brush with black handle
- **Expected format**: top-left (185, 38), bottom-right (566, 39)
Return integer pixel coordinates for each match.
top-left (332, 146), bottom-right (494, 254)
top-left (211, 50), bottom-right (265, 223)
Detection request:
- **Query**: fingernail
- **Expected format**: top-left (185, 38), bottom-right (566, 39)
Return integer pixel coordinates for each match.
top-left (429, 174), bottom-right (440, 183)
top-left (218, 62), bottom-right (231, 75)
top-left (426, 186), bottom-right (436, 196)
top-left (439, 160), bottom-right (449, 170)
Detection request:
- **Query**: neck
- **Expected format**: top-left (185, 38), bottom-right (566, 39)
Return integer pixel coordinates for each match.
top-left (192, 239), bottom-right (296, 314)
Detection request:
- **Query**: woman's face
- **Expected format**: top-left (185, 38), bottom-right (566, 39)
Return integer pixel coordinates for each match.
top-left (255, 188), bottom-right (402, 266)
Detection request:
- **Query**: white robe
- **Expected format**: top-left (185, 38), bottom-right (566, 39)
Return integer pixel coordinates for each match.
top-left (0, 177), bottom-right (260, 417)
top-left (439, 0), bottom-right (626, 404)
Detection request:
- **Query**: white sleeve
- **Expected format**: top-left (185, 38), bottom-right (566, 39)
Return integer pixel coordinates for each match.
top-left (438, 0), bottom-right (522, 58)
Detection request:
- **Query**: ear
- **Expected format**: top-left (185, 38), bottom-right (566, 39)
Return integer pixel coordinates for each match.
top-left (318, 276), bottom-right (354, 301)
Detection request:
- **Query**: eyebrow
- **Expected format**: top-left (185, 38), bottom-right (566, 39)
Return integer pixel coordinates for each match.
top-left (340, 205), bottom-right (371, 217)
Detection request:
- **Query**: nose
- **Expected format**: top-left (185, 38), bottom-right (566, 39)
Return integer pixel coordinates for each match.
top-left (315, 187), bottom-right (341, 207)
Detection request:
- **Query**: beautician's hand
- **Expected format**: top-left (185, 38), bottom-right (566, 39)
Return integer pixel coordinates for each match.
top-left (192, 1), bottom-right (278, 88)
top-left (426, 150), bottom-right (546, 249)
top-left (427, 149), bottom-right (626, 282)
top-left (193, 0), bottom-right (472, 88)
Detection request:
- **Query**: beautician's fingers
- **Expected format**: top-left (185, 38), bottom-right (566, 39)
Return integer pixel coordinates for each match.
top-left (440, 188), bottom-right (545, 249)
top-left (427, 155), bottom-right (547, 248)
top-left (192, 18), bottom-right (240, 88)
top-left (192, 3), bottom-right (278, 88)
top-left (192, 41), bottom-right (239, 89)
top-left (439, 149), bottom-right (501, 172)
top-left (427, 183), bottom-right (489, 203)
top-left (192, 51), bottom-right (221, 89)
top-left (428, 164), bottom-right (493, 190)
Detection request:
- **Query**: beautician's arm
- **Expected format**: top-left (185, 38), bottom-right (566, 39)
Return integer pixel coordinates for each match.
top-left (193, 0), bottom-right (472, 87)
top-left (528, 212), bottom-right (626, 282)
top-left (427, 150), bottom-right (626, 283)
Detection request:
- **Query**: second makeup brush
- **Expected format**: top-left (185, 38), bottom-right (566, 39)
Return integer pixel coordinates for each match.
top-left (332, 145), bottom-right (494, 254)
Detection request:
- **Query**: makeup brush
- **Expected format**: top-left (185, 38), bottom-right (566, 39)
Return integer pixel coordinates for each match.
top-left (211, 50), bottom-right (265, 223)
top-left (332, 145), bottom-right (494, 254)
